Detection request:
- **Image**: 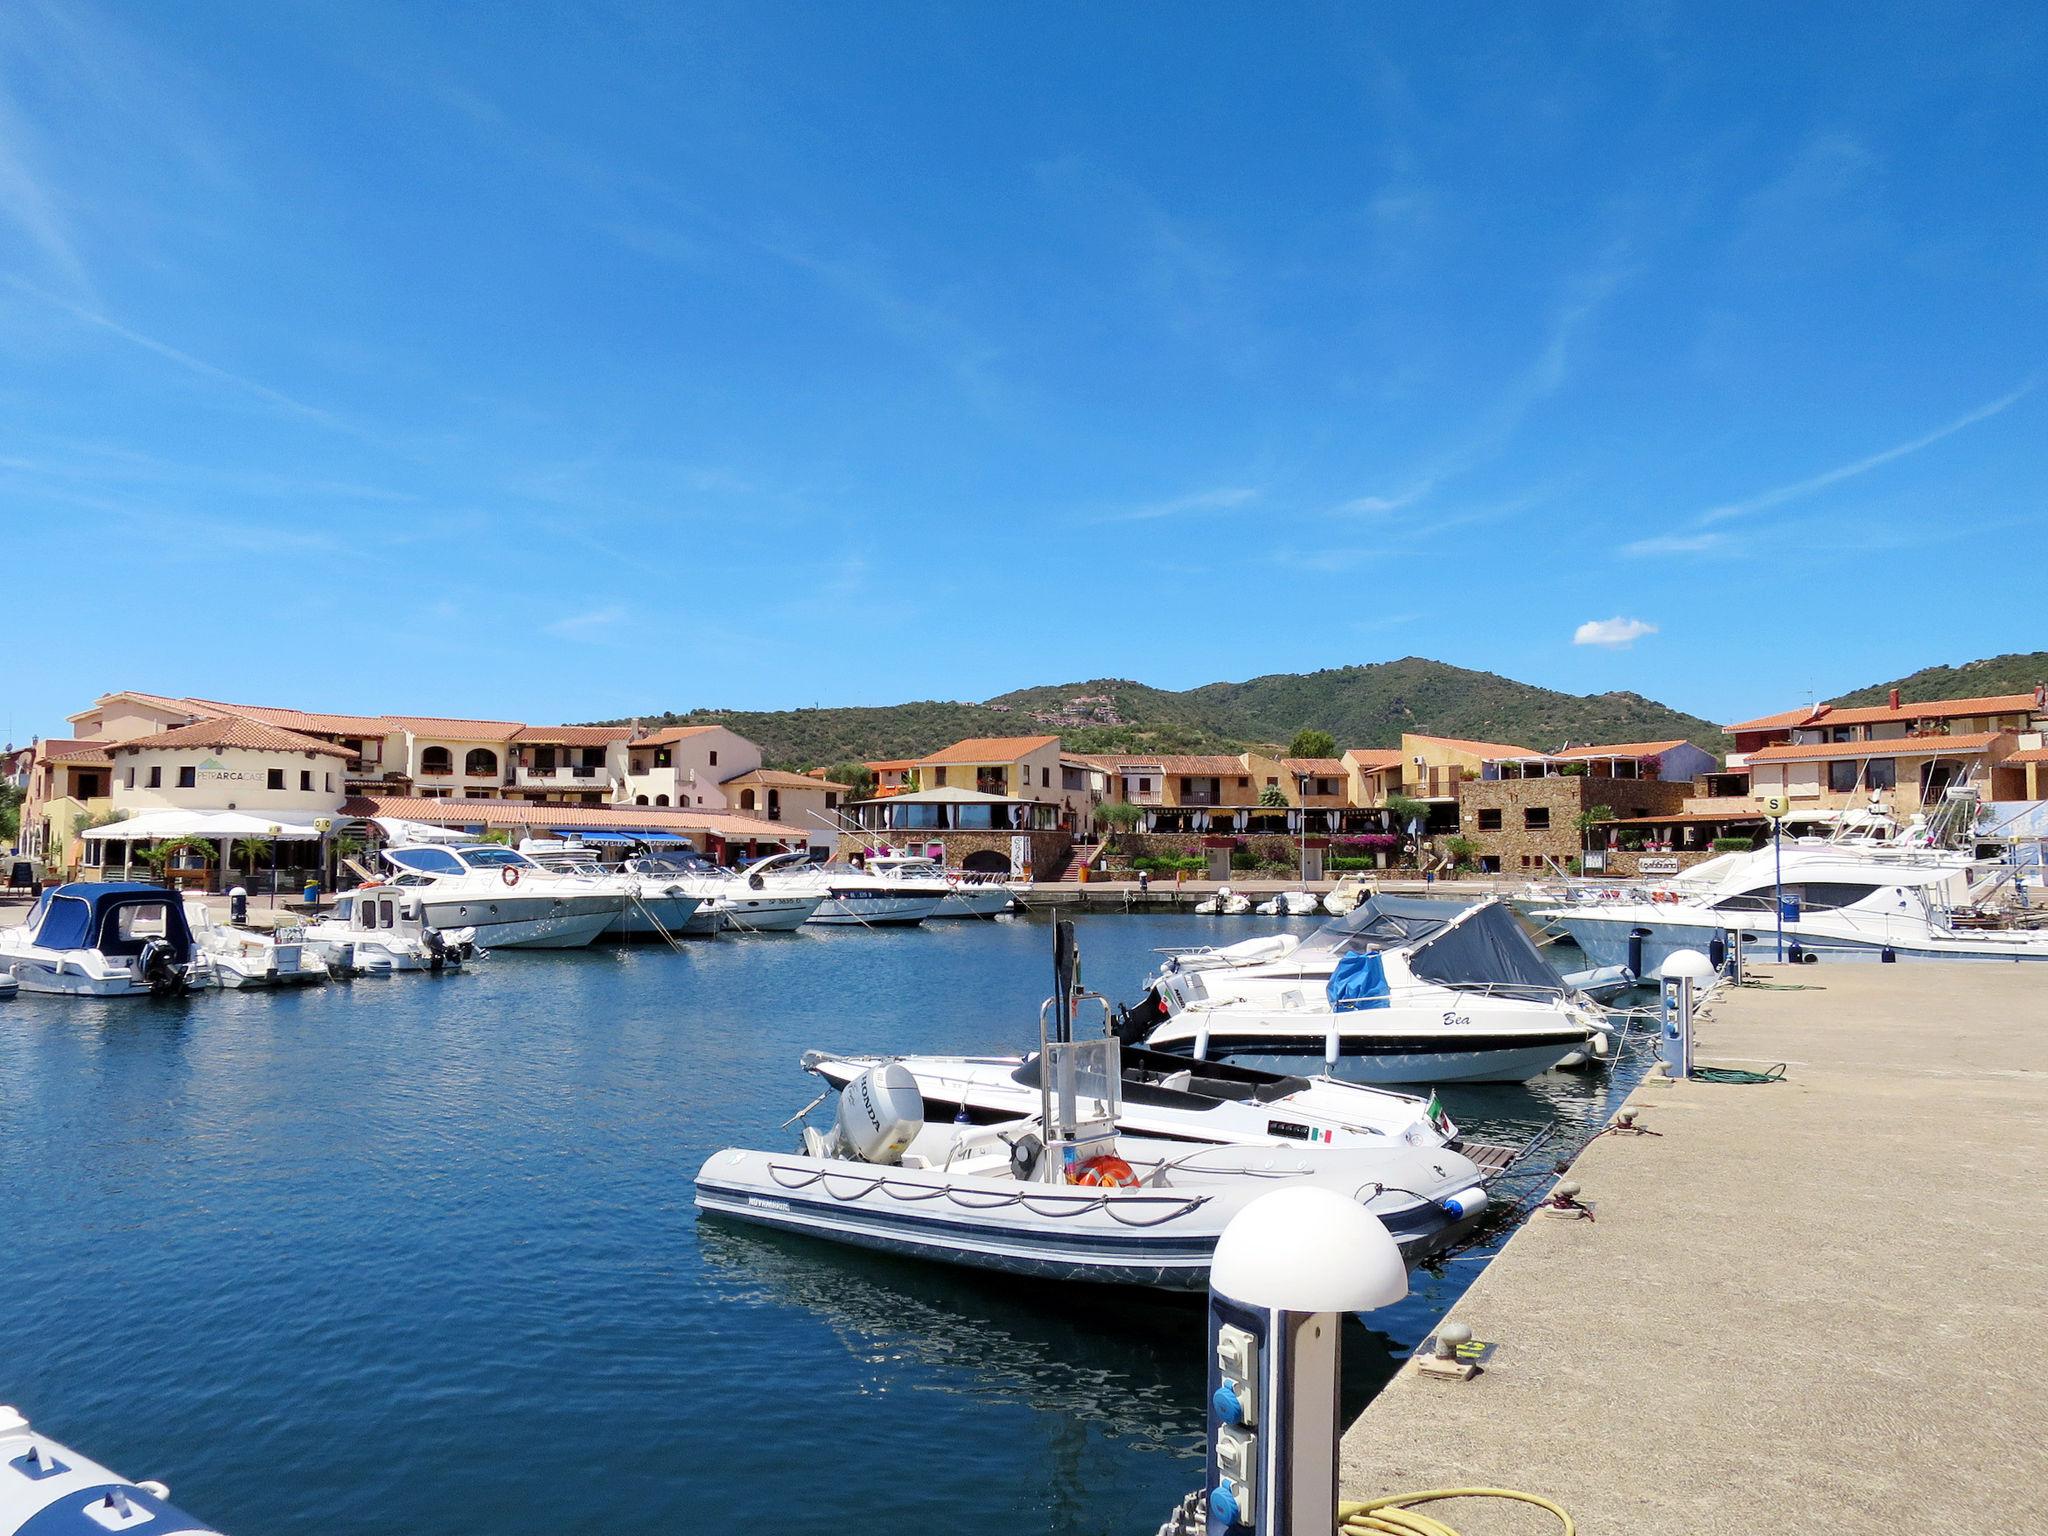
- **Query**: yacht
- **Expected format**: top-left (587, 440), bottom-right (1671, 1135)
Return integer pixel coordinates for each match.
top-left (513, 839), bottom-right (706, 940)
top-left (1127, 894), bottom-right (1604, 1084)
top-left (375, 843), bottom-right (629, 948)
top-left (752, 851), bottom-right (945, 926)
top-left (632, 851), bottom-right (822, 933)
top-left (1531, 838), bottom-right (2048, 968)
top-left (185, 901), bottom-right (330, 988)
top-left (302, 888), bottom-right (474, 974)
top-left (0, 883), bottom-right (203, 996)
top-left (864, 853), bottom-right (1016, 918)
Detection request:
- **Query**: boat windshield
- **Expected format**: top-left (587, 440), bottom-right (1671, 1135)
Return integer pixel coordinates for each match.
top-left (456, 846), bottom-right (534, 870)
top-left (30, 893), bottom-right (93, 949)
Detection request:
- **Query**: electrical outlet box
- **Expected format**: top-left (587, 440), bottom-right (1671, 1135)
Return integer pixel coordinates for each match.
top-left (1215, 1424), bottom-right (1257, 1520)
top-left (1215, 1323), bottom-right (1260, 1427)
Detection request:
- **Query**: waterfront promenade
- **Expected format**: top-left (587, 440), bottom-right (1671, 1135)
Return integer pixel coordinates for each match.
top-left (1338, 960), bottom-right (2047, 1530)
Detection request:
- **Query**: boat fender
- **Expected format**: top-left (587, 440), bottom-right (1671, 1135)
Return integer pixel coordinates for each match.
top-left (1070, 1154), bottom-right (1138, 1188)
top-left (1439, 1185), bottom-right (1488, 1220)
top-left (1009, 1132), bottom-right (1043, 1180)
top-left (501, 867), bottom-right (521, 887)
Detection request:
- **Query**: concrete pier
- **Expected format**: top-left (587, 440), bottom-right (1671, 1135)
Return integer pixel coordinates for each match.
top-left (1339, 960), bottom-right (2048, 1532)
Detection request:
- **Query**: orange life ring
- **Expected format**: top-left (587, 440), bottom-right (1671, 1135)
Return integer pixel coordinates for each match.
top-left (1070, 1154), bottom-right (1138, 1188)
top-left (501, 866), bottom-right (521, 887)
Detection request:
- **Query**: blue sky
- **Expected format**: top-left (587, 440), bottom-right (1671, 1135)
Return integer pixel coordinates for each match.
top-left (3, 1), bottom-right (2044, 743)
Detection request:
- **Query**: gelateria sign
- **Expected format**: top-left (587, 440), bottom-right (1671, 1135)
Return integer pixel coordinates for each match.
top-left (195, 755), bottom-right (263, 783)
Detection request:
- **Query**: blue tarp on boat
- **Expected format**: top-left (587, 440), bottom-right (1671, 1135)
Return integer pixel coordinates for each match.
top-left (1326, 950), bottom-right (1390, 1011)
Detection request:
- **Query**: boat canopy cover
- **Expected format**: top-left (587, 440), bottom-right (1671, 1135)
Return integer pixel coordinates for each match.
top-left (26, 883), bottom-right (195, 959)
top-left (1405, 900), bottom-right (1563, 996)
top-left (1326, 950), bottom-right (1391, 1010)
top-left (1308, 894), bottom-right (1470, 954)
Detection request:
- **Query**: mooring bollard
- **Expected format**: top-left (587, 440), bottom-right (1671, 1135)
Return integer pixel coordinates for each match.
top-left (1199, 1187), bottom-right (1407, 1534)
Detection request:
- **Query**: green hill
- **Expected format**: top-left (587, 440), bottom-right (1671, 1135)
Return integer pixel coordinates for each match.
top-left (599, 657), bottom-right (1723, 769)
top-left (1828, 651), bottom-right (2048, 709)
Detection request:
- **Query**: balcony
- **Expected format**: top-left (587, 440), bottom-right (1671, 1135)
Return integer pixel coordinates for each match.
top-left (514, 765), bottom-right (604, 786)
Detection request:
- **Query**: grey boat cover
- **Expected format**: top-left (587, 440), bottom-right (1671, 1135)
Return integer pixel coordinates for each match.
top-left (1317, 896), bottom-right (1563, 998)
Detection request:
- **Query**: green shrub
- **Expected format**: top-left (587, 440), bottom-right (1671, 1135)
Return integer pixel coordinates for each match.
top-left (1711, 836), bottom-right (1757, 852)
top-left (1131, 853), bottom-right (1205, 874)
top-left (1327, 855), bottom-right (1379, 871)
top-left (1229, 847), bottom-right (1260, 871)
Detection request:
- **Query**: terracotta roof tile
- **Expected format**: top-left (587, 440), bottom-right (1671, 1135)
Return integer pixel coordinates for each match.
top-left (632, 725), bottom-right (724, 746)
top-left (1745, 731), bottom-right (2012, 764)
top-left (112, 716), bottom-right (354, 758)
top-left (1812, 692), bottom-right (2041, 728)
top-left (863, 758), bottom-right (918, 773)
top-left (384, 714), bottom-right (525, 741)
top-left (1549, 739), bottom-right (1691, 760)
top-left (1279, 757), bottom-right (1348, 774)
top-left (1723, 706), bottom-right (1822, 734)
top-left (722, 768), bottom-right (851, 790)
top-left (184, 699), bottom-right (395, 736)
top-left (340, 794), bottom-right (800, 842)
top-left (513, 726), bottom-right (630, 747)
top-left (2005, 746), bottom-right (2048, 764)
top-left (916, 735), bottom-right (1061, 764)
top-left (1343, 749), bottom-right (1404, 771)
top-left (1406, 733), bottom-right (1540, 758)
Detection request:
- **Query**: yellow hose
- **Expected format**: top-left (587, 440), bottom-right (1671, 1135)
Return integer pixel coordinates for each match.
top-left (1337, 1487), bottom-right (1575, 1535)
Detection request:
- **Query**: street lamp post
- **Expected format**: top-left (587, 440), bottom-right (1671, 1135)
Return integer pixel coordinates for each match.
top-left (267, 824), bottom-right (282, 908)
top-left (1761, 794), bottom-right (1789, 961)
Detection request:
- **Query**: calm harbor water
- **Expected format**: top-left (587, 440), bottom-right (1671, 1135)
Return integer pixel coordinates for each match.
top-left (0, 912), bottom-right (1644, 1536)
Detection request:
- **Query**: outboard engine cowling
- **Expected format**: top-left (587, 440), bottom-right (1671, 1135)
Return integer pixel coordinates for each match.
top-left (835, 1063), bottom-right (924, 1164)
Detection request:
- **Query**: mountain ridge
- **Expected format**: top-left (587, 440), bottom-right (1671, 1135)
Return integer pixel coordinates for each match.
top-left (592, 657), bottom-right (1724, 769)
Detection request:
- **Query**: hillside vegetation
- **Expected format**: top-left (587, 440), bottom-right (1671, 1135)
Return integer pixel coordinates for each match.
top-left (597, 657), bottom-right (1723, 769)
top-left (1829, 651), bottom-right (2048, 708)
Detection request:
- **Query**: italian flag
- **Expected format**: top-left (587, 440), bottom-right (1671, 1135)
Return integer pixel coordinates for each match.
top-left (1426, 1093), bottom-right (1456, 1139)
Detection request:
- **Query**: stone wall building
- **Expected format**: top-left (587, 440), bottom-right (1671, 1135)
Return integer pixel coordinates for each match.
top-left (1456, 773), bottom-right (1690, 875)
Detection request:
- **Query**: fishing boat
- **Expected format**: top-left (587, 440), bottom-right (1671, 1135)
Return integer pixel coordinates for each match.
top-left (301, 888), bottom-right (475, 975)
top-left (0, 883), bottom-right (203, 996)
top-left (695, 925), bottom-right (1490, 1289)
top-left (184, 901), bottom-right (330, 988)
top-left (1127, 894), bottom-right (1604, 1084)
top-left (375, 842), bottom-right (629, 948)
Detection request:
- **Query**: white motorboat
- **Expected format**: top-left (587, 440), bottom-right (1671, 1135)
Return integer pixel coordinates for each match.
top-left (696, 926), bottom-right (1490, 1289)
top-left (865, 854), bottom-right (1016, 918)
top-left (1321, 874), bottom-right (1373, 915)
top-left (376, 843), bottom-right (629, 948)
top-left (1533, 827), bottom-right (2048, 970)
top-left (752, 851), bottom-right (944, 926)
top-left (517, 839), bottom-right (708, 939)
top-left (0, 883), bottom-right (204, 997)
top-left (1255, 889), bottom-right (1322, 916)
top-left (800, 1045), bottom-right (1517, 1174)
top-left (1193, 885), bottom-right (1252, 915)
top-left (302, 888), bottom-right (475, 975)
top-left (1129, 895), bottom-right (1604, 1084)
top-left (184, 901), bottom-right (330, 988)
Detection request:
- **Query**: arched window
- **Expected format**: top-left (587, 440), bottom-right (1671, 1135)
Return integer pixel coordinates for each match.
top-left (655, 794), bottom-right (669, 806)
top-left (634, 795), bottom-right (649, 806)
top-left (464, 748), bottom-right (498, 777)
top-left (421, 746), bottom-right (453, 775)
top-left (739, 789), bottom-right (756, 810)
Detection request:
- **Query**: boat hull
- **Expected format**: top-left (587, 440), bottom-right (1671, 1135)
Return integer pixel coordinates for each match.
top-left (808, 892), bottom-right (943, 926)
top-left (695, 1149), bottom-right (1470, 1289)
top-left (4, 955), bottom-right (157, 997)
top-left (603, 892), bottom-right (707, 939)
top-left (1142, 1005), bottom-right (1593, 1084)
top-left (416, 895), bottom-right (623, 949)
top-left (710, 895), bottom-right (820, 933)
top-left (1548, 910), bottom-right (2048, 970)
top-left (934, 887), bottom-right (1015, 919)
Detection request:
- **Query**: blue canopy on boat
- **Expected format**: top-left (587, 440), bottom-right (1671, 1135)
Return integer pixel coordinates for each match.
top-left (1326, 950), bottom-right (1390, 1011)
top-left (550, 829), bottom-right (691, 845)
top-left (27, 883), bottom-right (196, 961)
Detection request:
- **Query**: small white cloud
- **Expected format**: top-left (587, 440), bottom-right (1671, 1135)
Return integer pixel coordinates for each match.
top-left (1623, 532), bottom-right (1726, 557)
top-left (1337, 482), bottom-right (1432, 516)
top-left (1573, 615), bottom-right (1658, 649)
top-left (1108, 486), bottom-right (1260, 523)
top-left (544, 604), bottom-right (628, 640)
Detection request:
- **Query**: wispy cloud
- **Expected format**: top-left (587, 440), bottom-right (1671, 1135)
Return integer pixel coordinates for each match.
top-left (4, 274), bottom-right (344, 428)
top-left (1700, 382), bottom-right (2035, 525)
top-left (543, 604), bottom-right (629, 641)
top-left (1573, 616), bottom-right (1658, 649)
top-left (1336, 483), bottom-right (1433, 516)
top-left (1105, 486), bottom-right (1261, 523)
top-left (1622, 531), bottom-right (1728, 558)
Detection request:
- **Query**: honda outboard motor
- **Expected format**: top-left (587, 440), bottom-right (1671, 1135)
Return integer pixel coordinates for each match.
top-left (833, 1063), bottom-right (924, 1164)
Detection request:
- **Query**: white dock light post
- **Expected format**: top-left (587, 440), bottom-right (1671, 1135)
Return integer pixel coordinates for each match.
top-left (1204, 1188), bottom-right (1407, 1535)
